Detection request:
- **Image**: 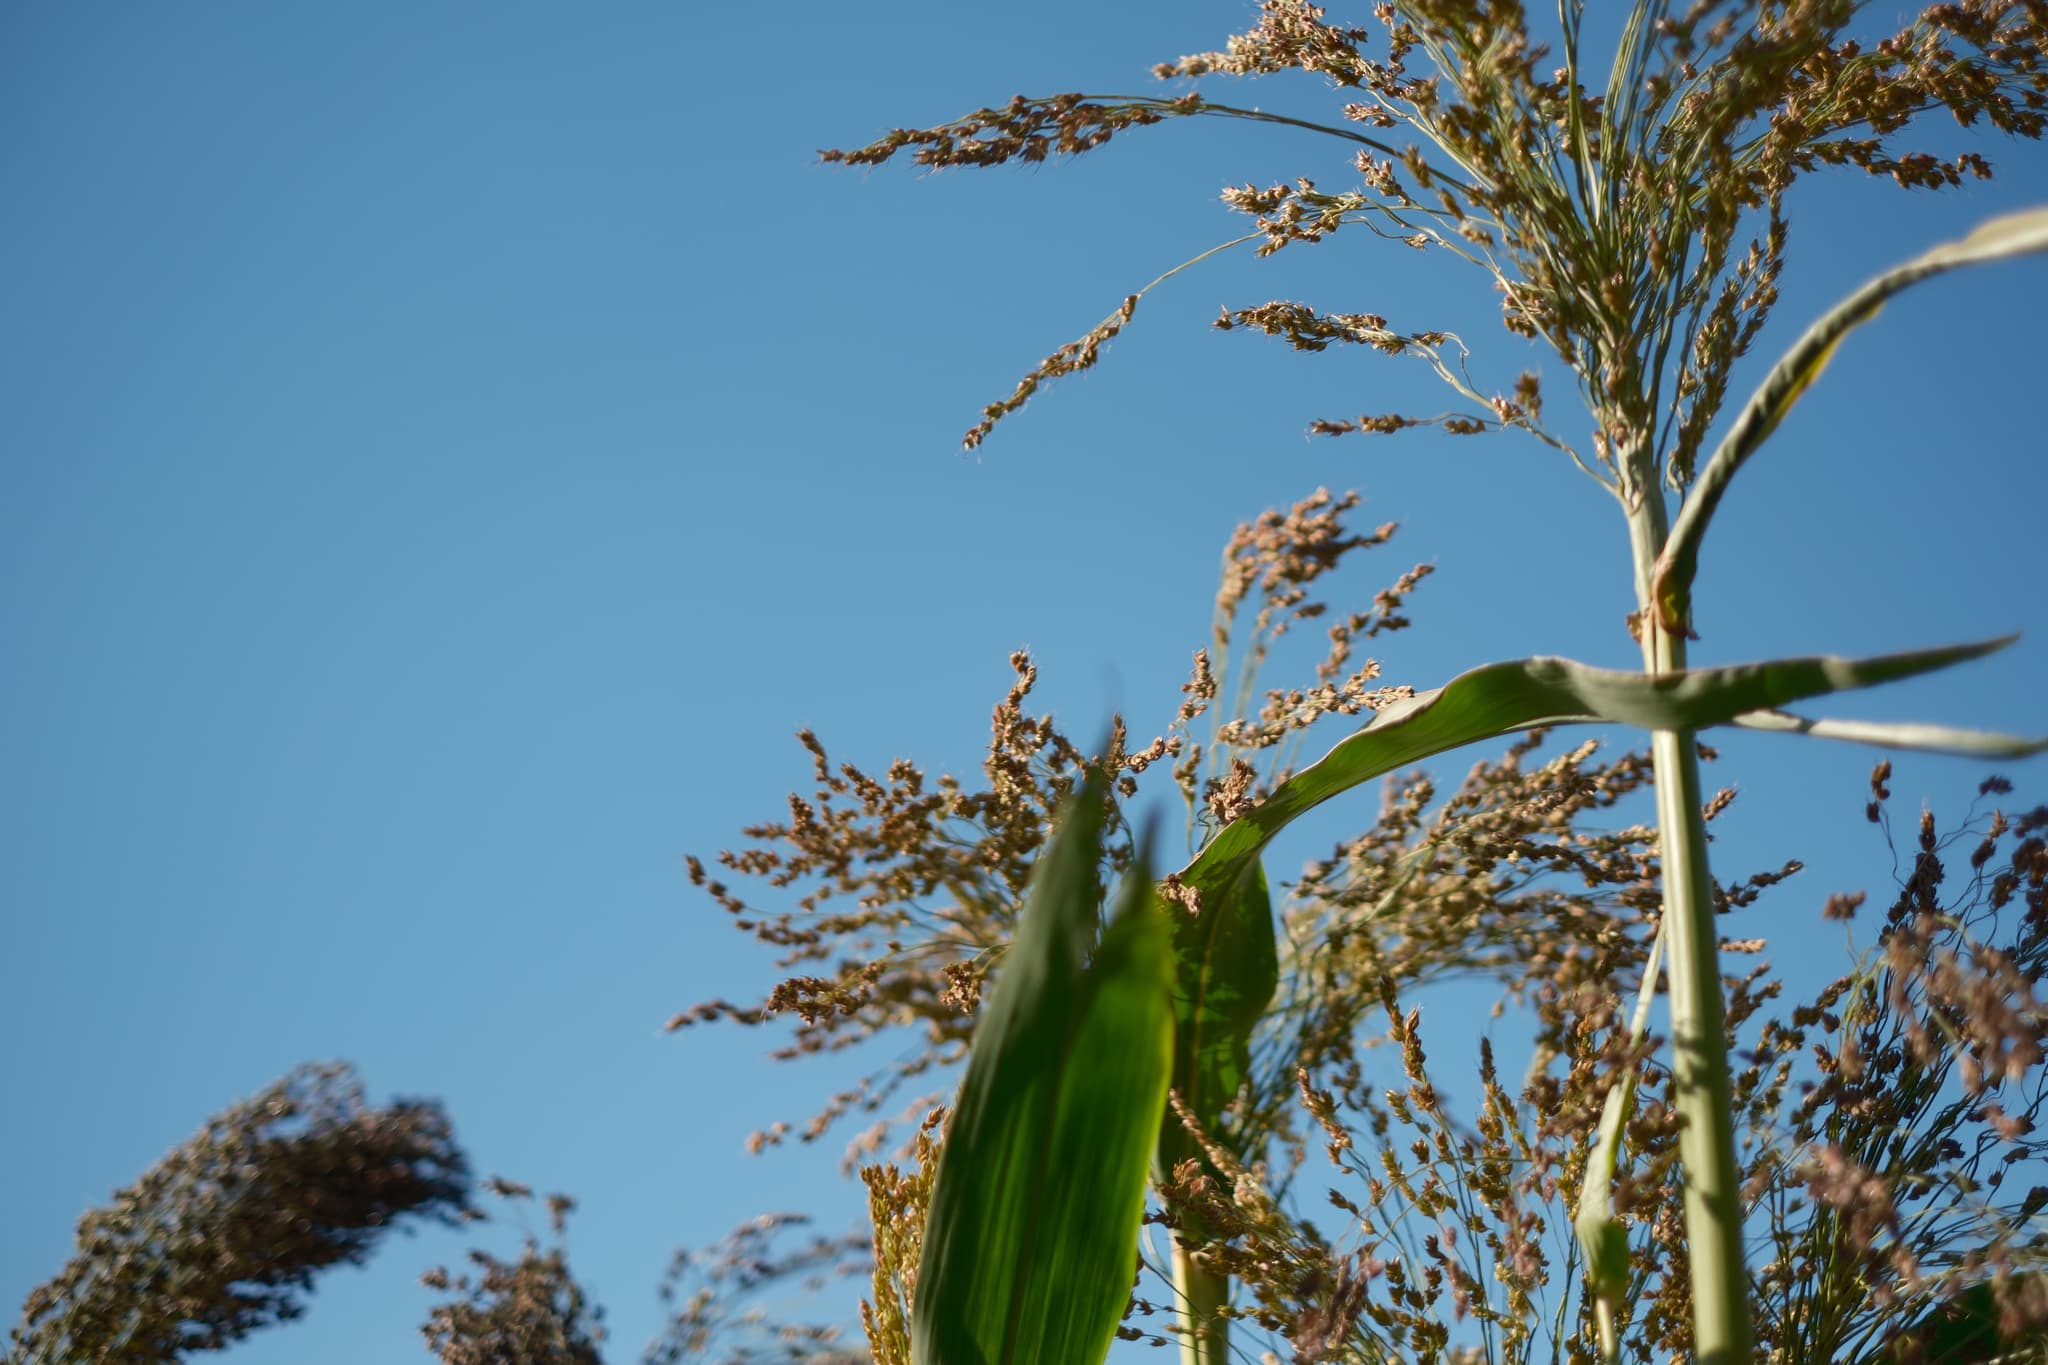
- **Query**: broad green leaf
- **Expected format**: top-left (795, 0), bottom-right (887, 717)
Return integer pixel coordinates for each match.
top-left (1654, 206), bottom-right (2048, 633)
top-left (1173, 638), bottom-right (2015, 905)
top-left (1729, 709), bottom-right (2048, 757)
top-left (1161, 856), bottom-right (1275, 1179)
top-left (913, 775), bottom-right (1175, 1365)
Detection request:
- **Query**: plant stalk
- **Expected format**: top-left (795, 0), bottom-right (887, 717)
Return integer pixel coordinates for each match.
top-left (1627, 477), bottom-right (1753, 1365)
top-left (1172, 1240), bottom-right (1230, 1365)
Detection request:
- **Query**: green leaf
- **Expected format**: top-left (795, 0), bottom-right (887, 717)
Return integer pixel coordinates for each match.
top-left (1575, 1208), bottom-right (1632, 1309)
top-left (1173, 638), bottom-right (2017, 905)
top-left (1728, 710), bottom-right (2048, 757)
top-left (913, 774), bottom-right (1176, 1365)
top-left (1162, 856), bottom-right (1275, 1178)
top-left (1655, 206), bottom-right (2048, 633)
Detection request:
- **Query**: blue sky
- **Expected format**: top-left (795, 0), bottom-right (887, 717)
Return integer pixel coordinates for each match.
top-left (4, 3), bottom-right (2045, 1361)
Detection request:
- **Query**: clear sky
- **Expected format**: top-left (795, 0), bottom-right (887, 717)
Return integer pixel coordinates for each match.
top-left (4, 4), bottom-right (2045, 1362)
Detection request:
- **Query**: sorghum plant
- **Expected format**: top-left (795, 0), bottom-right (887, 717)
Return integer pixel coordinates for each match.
top-left (687, 513), bottom-right (2047, 1365)
top-left (785, 2), bottom-right (2048, 1362)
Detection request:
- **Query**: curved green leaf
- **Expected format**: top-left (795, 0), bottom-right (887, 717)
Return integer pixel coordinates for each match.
top-left (1158, 860), bottom-right (1270, 1365)
top-left (913, 775), bottom-right (1175, 1365)
top-left (1173, 638), bottom-right (2016, 905)
top-left (1163, 857), bottom-right (1274, 1171)
top-left (1729, 709), bottom-right (2048, 757)
top-left (1655, 206), bottom-right (2048, 632)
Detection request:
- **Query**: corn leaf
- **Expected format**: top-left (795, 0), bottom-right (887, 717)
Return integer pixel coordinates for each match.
top-left (1728, 709), bottom-right (2048, 757)
top-left (912, 775), bottom-right (1175, 1365)
top-left (1173, 637), bottom-right (2019, 905)
top-left (1654, 206), bottom-right (2048, 632)
top-left (1162, 856), bottom-right (1274, 1178)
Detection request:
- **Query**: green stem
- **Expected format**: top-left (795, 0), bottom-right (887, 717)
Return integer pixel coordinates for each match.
top-left (1172, 1240), bottom-right (1230, 1365)
top-left (1627, 477), bottom-right (1753, 1365)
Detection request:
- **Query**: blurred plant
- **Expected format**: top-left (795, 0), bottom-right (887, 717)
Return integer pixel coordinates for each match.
top-left (641, 1212), bottom-right (868, 1365)
top-left (7, 1062), bottom-right (470, 1364)
top-left (858, 1108), bottom-right (942, 1365)
top-left (421, 1181), bottom-right (607, 1365)
top-left (6, 1070), bottom-right (631, 1365)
